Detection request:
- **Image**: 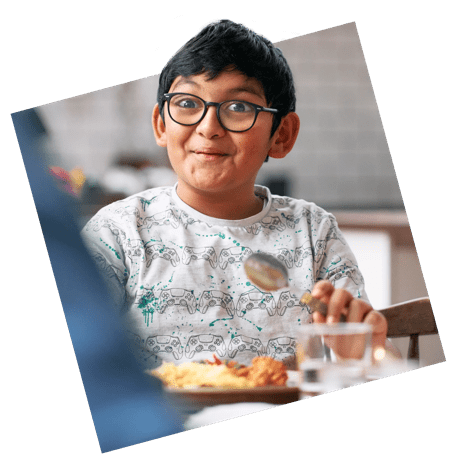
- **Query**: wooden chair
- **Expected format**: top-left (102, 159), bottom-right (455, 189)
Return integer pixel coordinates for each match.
top-left (379, 297), bottom-right (438, 364)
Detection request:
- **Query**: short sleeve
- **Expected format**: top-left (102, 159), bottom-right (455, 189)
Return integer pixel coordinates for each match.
top-left (315, 214), bottom-right (369, 303)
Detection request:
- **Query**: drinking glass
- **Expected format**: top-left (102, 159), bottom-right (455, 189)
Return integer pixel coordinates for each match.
top-left (296, 323), bottom-right (373, 398)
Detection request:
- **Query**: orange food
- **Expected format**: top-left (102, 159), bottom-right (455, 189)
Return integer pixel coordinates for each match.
top-left (153, 356), bottom-right (288, 388)
top-left (205, 355), bottom-right (288, 387)
top-left (241, 356), bottom-right (288, 387)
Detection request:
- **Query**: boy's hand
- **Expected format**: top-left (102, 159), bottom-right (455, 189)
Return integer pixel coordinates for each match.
top-left (310, 280), bottom-right (388, 357)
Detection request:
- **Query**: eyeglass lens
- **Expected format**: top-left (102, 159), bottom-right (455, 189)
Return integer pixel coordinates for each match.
top-left (168, 94), bottom-right (257, 132)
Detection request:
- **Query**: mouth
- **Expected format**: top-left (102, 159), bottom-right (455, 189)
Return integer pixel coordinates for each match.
top-left (194, 149), bottom-right (228, 160)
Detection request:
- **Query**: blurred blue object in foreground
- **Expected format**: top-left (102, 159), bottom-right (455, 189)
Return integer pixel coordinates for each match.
top-left (11, 108), bottom-right (183, 453)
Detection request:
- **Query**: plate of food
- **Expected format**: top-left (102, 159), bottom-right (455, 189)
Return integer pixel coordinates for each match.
top-left (148, 356), bottom-right (300, 408)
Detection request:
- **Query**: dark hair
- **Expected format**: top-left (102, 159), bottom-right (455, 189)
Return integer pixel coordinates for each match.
top-left (157, 19), bottom-right (296, 136)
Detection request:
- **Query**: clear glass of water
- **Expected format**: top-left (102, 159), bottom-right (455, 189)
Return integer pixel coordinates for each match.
top-left (296, 323), bottom-right (373, 398)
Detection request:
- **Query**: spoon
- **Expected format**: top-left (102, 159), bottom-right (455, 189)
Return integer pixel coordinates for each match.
top-left (243, 252), bottom-right (329, 317)
top-left (244, 252), bottom-right (335, 361)
top-left (245, 253), bottom-right (390, 327)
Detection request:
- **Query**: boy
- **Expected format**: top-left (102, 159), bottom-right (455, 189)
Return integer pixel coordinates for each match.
top-left (82, 20), bottom-right (388, 369)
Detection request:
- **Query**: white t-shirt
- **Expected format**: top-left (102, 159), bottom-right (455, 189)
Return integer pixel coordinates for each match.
top-left (81, 184), bottom-right (368, 369)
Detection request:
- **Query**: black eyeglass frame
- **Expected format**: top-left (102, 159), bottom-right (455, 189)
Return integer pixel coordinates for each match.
top-left (162, 92), bottom-right (278, 133)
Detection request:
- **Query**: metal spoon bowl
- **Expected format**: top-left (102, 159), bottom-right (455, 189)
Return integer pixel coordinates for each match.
top-left (243, 252), bottom-right (289, 292)
top-left (244, 252), bottom-right (328, 316)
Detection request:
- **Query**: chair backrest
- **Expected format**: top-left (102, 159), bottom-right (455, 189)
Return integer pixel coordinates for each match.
top-left (379, 297), bottom-right (438, 363)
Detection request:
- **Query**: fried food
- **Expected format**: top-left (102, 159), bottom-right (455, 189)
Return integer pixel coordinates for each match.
top-left (151, 356), bottom-right (288, 389)
top-left (242, 356), bottom-right (288, 387)
top-left (153, 361), bottom-right (254, 388)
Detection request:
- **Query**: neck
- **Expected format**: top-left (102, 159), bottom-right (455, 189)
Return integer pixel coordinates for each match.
top-left (176, 184), bottom-right (264, 220)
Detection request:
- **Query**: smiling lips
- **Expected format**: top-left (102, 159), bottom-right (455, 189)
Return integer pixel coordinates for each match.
top-left (194, 149), bottom-right (228, 159)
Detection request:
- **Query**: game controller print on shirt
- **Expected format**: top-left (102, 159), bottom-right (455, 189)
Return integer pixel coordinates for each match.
top-left (81, 184), bottom-right (368, 368)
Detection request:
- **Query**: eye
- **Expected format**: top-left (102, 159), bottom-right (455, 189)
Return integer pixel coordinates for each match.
top-left (171, 95), bottom-right (202, 109)
top-left (178, 99), bottom-right (199, 108)
top-left (225, 101), bottom-right (254, 113)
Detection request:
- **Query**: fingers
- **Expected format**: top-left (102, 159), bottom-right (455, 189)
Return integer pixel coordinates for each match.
top-left (327, 289), bottom-right (354, 323)
top-left (311, 280), bottom-right (334, 323)
top-left (363, 310), bottom-right (388, 354)
top-left (311, 280), bottom-right (335, 301)
top-left (346, 298), bottom-right (373, 323)
top-left (310, 281), bottom-right (389, 357)
top-left (311, 280), bottom-right (372, 324)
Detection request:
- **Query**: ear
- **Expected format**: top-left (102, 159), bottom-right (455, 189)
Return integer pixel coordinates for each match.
top-left (152, 103), bottom-right (167, 148)
top-left (268, 112), bottom-right (300, 159)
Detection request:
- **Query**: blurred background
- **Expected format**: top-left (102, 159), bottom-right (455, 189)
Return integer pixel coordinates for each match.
top-left (34, 22), bottom-right (443, 366)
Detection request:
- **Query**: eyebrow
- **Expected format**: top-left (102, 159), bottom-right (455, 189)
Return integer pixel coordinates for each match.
top-left (172, 78), bottom-right (197, 89)
top-left (226, 85), bottom-right (266, 100)
top-left (172, 78), bottom-right (266, 101)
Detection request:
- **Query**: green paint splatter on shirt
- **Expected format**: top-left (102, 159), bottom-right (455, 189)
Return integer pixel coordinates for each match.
top-left (194, 232), bottom-right (226, 239)
top-left (209, 317), bottom-right (233, 327)
top-left (99, 238), bottom-right (121, 259)
top-left (239, 316), bottom-right (263, 332)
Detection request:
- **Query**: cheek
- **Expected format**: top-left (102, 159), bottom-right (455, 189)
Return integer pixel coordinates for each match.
top-left (237, 132), bottom-right (272, 159)
top-left (166, 127), bottom-right (189, 156)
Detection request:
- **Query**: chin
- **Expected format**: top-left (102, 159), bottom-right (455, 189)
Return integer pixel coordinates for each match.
top-left (189, 175), bottom-right (233, 192)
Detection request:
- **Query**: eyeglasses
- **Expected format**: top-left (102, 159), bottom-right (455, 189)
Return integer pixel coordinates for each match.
top-left (163, 93), bottom-right (278, 132)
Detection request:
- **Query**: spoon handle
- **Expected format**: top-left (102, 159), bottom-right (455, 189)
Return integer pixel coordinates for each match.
top-left (300, 292), bottom-right (328, 316)
top-left (300, 292), bottom-right (347, 323)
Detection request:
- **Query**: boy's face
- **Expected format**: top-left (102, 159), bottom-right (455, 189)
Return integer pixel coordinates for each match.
top-left (153, 70), bottom-right (283, 205)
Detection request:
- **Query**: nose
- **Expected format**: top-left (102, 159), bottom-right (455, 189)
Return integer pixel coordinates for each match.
top-left (195, 104), bottom-right (226, 138)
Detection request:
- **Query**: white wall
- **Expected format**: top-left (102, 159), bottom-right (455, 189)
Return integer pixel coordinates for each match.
top-left (341, 229), bottom-right (391, 309)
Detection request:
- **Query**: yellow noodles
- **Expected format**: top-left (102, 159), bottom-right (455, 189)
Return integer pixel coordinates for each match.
top-left (153, 362), bottom-right (256, 389)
